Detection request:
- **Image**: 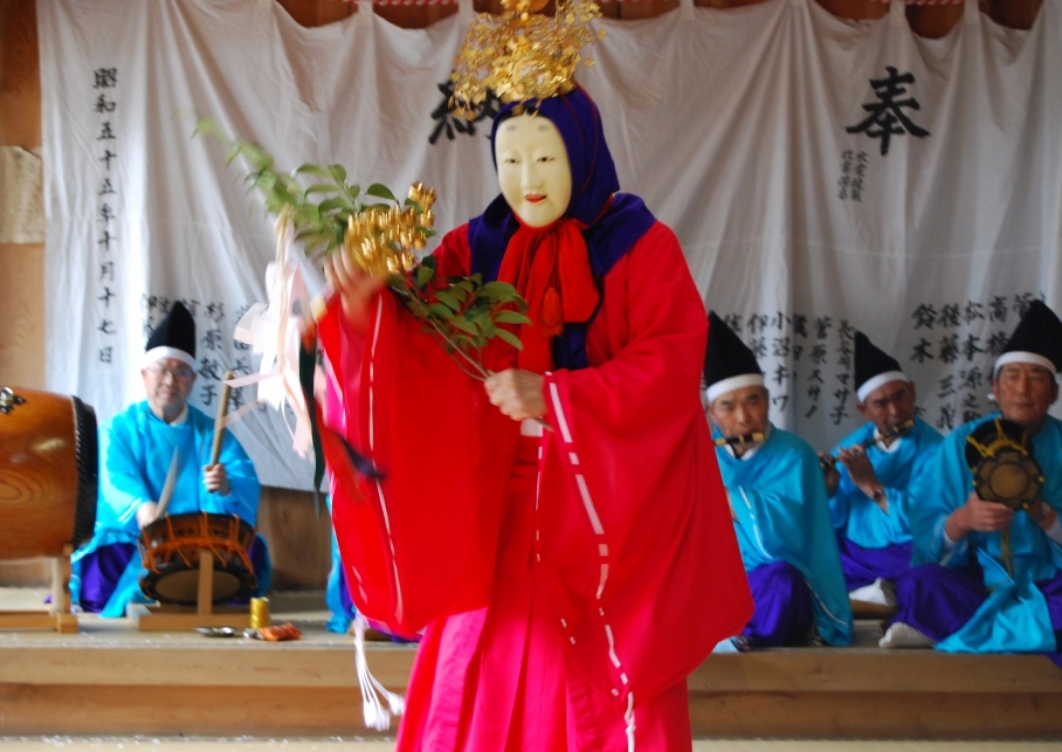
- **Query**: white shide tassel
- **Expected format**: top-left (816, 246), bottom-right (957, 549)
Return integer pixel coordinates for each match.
top-left (352, 613), bottom-right (406, 731)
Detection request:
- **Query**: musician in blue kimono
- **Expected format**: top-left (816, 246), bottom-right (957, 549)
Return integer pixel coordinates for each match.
top-left (882, 300), bottom-right (1062, 652)
top-left (71, 302), bottom-right (270, 617)
top-left (821, 331), bottom-right (943, 608)
top-left (705, 312), bottom-right (852, 648)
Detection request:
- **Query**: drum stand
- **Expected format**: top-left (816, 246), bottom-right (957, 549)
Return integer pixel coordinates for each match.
top-left (128, 550), bottom-right (251, 632)
top-left (0, 545), bottom-right (79, 633)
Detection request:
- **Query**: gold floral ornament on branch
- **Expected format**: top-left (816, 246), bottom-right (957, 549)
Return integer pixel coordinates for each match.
top-left (195, 119), bottom-right (530, 389)
top-left (450, 0), bottom-right (605, 117)
top-left (338, 181), bottom-right (436, 278)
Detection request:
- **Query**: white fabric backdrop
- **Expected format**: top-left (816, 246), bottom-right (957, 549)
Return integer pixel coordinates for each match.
top-left (38, 0), bottom-right (1062, 489)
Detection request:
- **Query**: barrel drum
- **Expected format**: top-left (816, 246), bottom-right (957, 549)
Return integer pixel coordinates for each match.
top-left (0, 386), bottom-right (98, 559)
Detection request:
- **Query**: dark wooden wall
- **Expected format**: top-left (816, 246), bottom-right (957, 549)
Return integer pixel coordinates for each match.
top-left (0, 0), bottom-right (1044, 588)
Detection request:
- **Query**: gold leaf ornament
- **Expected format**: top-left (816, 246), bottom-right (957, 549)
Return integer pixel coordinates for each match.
top-left (341, 182), bottom-right (438, 277)
top-left (450, 0), bottom-right (604, 118)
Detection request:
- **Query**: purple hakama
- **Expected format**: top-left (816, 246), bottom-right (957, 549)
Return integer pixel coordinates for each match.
top-left (742, 560), bottom-right (814, 647)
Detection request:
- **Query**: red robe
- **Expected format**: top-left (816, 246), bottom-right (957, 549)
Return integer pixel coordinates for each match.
top-left (319, 220), bottom-right (751, 751)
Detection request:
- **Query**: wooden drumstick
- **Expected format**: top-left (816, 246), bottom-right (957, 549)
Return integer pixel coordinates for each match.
top-left (154, 446), bottom-right (180, 520)
top-left (209, 371), bottom-right (235, 468)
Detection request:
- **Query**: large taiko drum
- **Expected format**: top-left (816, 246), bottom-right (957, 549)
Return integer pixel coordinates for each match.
top-left (0, 386), bottom-right (98, 559)
top-left (139, 511), bottom-right (258, 605)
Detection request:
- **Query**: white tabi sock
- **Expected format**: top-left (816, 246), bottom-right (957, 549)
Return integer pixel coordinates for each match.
top-left (878, 621), bottom-right (935, 649)
top-left (849, 577), bottom-right (897, 608)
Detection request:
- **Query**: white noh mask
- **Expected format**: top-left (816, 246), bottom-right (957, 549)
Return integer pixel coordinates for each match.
top-left (494, 114), bottom-right (573, 228)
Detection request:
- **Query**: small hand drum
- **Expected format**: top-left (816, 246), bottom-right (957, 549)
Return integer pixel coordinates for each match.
top-left (965, 417), bottom-right (1044, 511)
top-left (139, 511), bottom-right (258, 606)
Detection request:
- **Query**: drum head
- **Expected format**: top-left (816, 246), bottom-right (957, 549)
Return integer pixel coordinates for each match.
top-left (966, 418), bottom-right (1044, 511)
top-left (145, 568), bottom-right (247, 605)
top-left (973, 449), bottom-right (1043, 511)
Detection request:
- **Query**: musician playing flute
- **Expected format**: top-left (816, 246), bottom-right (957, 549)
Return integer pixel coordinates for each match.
top-left (705, 312), bottom-right (852, 649)
top-left (882, 301), bottom-right (1062, 651)
top-left (820, 331), bottom-right (943, 608)
top-left (71, 302), bottom-right (270, 616)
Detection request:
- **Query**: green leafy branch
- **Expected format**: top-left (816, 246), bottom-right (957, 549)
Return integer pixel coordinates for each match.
top-left (195, 118), bottom-right (531, 377)
top-left (394, 256), bottom-right (529, 380)
top-left (194, 118), bottom-right (431, 260)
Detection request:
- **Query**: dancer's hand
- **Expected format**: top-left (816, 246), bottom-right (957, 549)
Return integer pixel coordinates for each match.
top-left (323, 251), bottom-right (388, 331)
top-left (484, 369), bottom-right (546, 422)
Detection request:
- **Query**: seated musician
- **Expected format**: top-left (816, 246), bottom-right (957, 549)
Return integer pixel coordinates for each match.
top-left (821, 331), bottom-right (943, 608)
top-left (71, 302), bottom-right (270, 617)
top-left (882, 300), bottom-right (1062, 651)
top-left (706, 312), bottom-right (852, 648)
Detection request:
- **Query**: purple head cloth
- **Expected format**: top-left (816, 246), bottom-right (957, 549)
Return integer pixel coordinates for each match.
top-left (466, 87), bottom-right (657, 368)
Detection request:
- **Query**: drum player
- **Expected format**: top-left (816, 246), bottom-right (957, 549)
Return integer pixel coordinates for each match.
top-left (882, 300), bottom-right (1062, 652)
top-left (705, 311), bottom-right (852, 649)
top-left (71, 302), bottom-right (270, 616)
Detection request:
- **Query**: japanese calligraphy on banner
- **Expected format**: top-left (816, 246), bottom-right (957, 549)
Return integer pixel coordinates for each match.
top-left (38, 0), bottom-right (1062, 488)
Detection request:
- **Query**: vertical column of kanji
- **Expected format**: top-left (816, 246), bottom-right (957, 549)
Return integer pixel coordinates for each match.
top-left (194, 300), bottom-right (248, 415)
top-left (228, 302), bottom-right (254, 415)
top-left (800, 315), bottom-right (830, 428)
top-left (92, 67), bottom-right (120, 373)
top-left (906, 292), bottom-right (1047, 432)
top-left (766, 311), bottom-right (794, 421)
top-left (831, 319), bottom-right (855, 428)
top-left (836, 149), bottom-right (870, 204)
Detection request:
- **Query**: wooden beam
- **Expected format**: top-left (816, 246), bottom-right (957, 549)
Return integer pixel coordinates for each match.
top-left (0, 644), bottom-right (416, 688)
top-left (0, 243), bottom-right (45, 389)
top-left (693, 651), bottom-right (1062, 693)
top-left (0, 0), bottom-right (41, 149)
top-left (688, 691), bottom-right (1062, 739)
top-left (0, 684), bottom-right (381, 737)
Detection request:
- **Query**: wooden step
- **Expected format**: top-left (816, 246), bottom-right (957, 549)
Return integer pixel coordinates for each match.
top-left (1, 607), bottom-right (1060, 739)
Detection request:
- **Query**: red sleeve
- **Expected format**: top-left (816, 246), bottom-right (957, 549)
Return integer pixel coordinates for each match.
top-left (537, 222), bottom-right (752, 703)
top-left (318, 226), bottom-right (516, 634)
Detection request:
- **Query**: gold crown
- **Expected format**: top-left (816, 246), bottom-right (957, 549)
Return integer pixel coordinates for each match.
top-left (450, 0), bottom-right (604, 117)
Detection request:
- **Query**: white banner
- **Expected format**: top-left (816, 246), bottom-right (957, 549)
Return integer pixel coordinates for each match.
top-left (39, 0), bottom-right (1062, 489)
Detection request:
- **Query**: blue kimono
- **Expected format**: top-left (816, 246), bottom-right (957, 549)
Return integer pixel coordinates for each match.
top-left (898, 412), bottom-right (1062, 653)
top-left (71, 401), bottom-right (269, 617)
top-left (715, 425), bottom-right (853, 646)
top-left (829, 417), bottom-right (943, 588)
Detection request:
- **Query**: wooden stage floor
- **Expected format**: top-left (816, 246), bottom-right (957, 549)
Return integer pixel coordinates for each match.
top-left (1, 741), bottom-right (1061, 751)
top-left (2, 588), bottom-right (1062, 740)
